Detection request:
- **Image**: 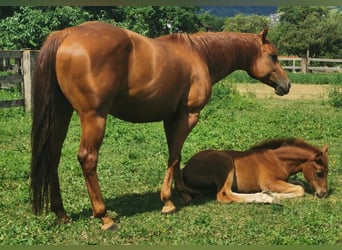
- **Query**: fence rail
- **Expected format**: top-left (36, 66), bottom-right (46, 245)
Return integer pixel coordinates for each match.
top-left (279, 57), bottom-right (342, 73)
top-left (1, 50), bottom-right (342, 111)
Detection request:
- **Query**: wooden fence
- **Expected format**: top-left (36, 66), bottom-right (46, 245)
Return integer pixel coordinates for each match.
top-left (0, 50), bottom-right (39, 111)
top-left (1, 50), bottom-right (342, 111)
top-left (279, 57), bottom-right (342, 73)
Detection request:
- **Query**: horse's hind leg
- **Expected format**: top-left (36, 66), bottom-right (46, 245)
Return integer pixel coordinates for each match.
top-left (49, 95), bottom-right (73, 223)
top-left (77, 112), bottom-right (115, 230)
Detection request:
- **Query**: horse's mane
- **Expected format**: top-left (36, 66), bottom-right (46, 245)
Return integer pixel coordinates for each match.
top-left (170, 32), bottom-right (259, 57)
top-left (164, 32), bottom-right (263, 71)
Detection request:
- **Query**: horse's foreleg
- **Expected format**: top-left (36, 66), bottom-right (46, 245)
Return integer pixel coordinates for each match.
top-left (161, 112), bottom-right (199, 213)
top-left (78, 113), bottom-right (115, 230)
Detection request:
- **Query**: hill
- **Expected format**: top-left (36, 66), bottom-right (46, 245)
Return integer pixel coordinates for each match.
top-left (201, 6), bottom-right (278, 17)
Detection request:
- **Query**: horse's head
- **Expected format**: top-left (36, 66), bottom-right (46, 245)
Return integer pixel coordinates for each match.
top-left (302, 144), bottom-right (329, 198)
top-left (248, 28), bottom-right (291, 96)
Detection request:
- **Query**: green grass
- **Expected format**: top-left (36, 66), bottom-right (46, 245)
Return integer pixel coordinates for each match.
top-left (227, 71), bottom-right (342, 85)
top-left (0, 86), bottom-right (22, 101)
top-left (0, 79), bottom-right (342, 245)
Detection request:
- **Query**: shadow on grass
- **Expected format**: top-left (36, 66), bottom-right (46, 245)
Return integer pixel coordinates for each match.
top-left (68, 179), bottom-right (331, 223)
top-left (68, 189), bottom-right (214, 222)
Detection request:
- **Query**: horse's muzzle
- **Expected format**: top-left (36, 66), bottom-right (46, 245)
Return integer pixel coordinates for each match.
top-left (275, 81), bottom-right (291, 96)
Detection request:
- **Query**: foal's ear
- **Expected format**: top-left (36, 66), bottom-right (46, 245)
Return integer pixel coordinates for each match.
top-left (322, 144), bottom-right (329, 153)
top-left (259, 26), bottom-right (269, 44)
top-left (314, 151), bottom-right (324, 164)
top-left (315, 144), bottom-right (328, 163)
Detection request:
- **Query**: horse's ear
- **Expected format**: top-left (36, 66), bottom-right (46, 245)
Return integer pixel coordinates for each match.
top-left (259, 26), bottom-right (269, 44)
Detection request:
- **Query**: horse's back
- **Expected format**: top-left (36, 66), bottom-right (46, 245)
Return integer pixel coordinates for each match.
top-left (54, 21), bottom-right (212, 123)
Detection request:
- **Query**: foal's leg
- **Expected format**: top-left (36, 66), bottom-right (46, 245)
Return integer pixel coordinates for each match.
top-left (49, 95), bottom-right (73, 223)
top-left (77, 112), bottom-right (115, 230)
top-left (217, 171), bottom-right (276, 204)
top-left (161, 112), bottom-right (199, 213)
top-left (266, 180), bottom-right (305, 200)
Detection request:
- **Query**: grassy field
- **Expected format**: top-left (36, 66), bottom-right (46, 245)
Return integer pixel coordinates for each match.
top-left (0, 78), bottom-right (342, 245)
top-left (228, 71), bottom-right (342, 85)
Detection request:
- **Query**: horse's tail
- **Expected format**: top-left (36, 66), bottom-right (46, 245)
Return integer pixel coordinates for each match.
top-left (30, 31), bottom-right (68, 215)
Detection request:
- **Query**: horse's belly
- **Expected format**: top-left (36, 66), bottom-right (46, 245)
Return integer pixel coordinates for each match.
top-left (109, 99), bottom-right (177, 123)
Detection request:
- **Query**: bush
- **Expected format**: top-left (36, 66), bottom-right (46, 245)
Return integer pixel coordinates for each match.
top-left (328, 86), bottom-right (342, 107)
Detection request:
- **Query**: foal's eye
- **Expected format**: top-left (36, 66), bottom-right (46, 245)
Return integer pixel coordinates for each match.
top-left (316, 171), bottom-right (324, 178)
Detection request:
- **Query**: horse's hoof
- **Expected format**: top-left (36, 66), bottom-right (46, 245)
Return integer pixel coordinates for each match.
top-left (56, 215), bottom-right (71, 224)
top-left (161, 202), bottom-right (176, 214)
top-left (101, 222), bottom-right (118, 231)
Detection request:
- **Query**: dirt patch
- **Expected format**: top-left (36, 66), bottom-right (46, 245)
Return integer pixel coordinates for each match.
top-left (235, 83), bottom-right (330, 100)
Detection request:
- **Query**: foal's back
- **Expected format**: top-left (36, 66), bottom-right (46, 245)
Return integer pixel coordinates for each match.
top-left (229, 149), bottom-right (289, 193)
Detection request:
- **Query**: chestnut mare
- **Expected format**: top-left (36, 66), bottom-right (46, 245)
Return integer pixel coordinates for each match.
top-left (182, 138), bottom-right (329, 204)
top-left (30, 21), bottom-right (290, 230)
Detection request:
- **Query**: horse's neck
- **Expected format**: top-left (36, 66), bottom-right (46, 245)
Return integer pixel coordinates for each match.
top-left (272, 147), bottom-right (313, 174)
top-left (191, 32), bottom-right (260, 84)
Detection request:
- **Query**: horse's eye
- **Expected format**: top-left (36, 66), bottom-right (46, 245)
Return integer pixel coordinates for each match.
top-left (270, 54), bottom-right (278, 62)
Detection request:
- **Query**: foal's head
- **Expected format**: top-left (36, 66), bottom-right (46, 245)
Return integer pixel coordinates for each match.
top-left (247, 28), bottom-right (291, 96)
top-left (301, 144), bottom-right (329, 198)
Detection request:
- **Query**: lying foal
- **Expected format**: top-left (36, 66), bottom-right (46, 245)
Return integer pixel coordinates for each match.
top-left (181, 138), bottom-right (329, 204)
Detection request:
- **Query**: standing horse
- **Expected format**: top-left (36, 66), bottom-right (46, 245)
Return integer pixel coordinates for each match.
top-left (30, 21), bottom-right (290, 230)
top-left (182, 138), bottom-right (329, 204)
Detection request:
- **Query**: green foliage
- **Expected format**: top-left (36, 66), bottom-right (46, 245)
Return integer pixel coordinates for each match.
top-left (197, 11), bottom-right (225, 31)
top-left (271, 6), bottom-right (342, 58)
top-left (118, 6), bottom-right (204, 37)
top-left (222, 14), bottom-right (269, 33)
top-left (328, 86), bottom-right (342, 107)
top-left (0, 6), bottom-right (93, 49)
top-left (0, 6), bottom-right (341, 59)
top-left (0, 6), bottom-right (206, 49)
top-left (1, 79), bottom-right (342, 245)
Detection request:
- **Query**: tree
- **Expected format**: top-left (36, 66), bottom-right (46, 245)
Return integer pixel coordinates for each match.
top-left (222, 14), bottom-right (269, 33)
top-left (0, 6), bottom-right (207, 49)
top-left (199, 11), bottom-right (225, 31)
top-left (272, 6), bottom-right (342, 58)
top-left (0, 6), bottom-right (92, 49)
top-left (119, 6), bottom-right (204, 37)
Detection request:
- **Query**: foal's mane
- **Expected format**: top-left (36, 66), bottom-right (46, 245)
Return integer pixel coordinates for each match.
top-left (249, 138), bottom-right (321, 153)
top-left (225, 138), bottom-right (320, 159)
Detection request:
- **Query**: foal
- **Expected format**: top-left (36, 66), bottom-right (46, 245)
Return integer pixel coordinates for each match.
top-left (182, 138), bottom-right (329, 204)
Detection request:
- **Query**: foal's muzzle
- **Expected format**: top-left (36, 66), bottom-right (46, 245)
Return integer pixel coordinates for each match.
top-left (315, 191), bottom-right (329, 198)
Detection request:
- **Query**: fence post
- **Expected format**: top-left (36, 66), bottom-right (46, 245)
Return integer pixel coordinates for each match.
top-left (301, 57), bottom-right (308, 73)
top-left (22, 50), bottom-right (38, 112)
